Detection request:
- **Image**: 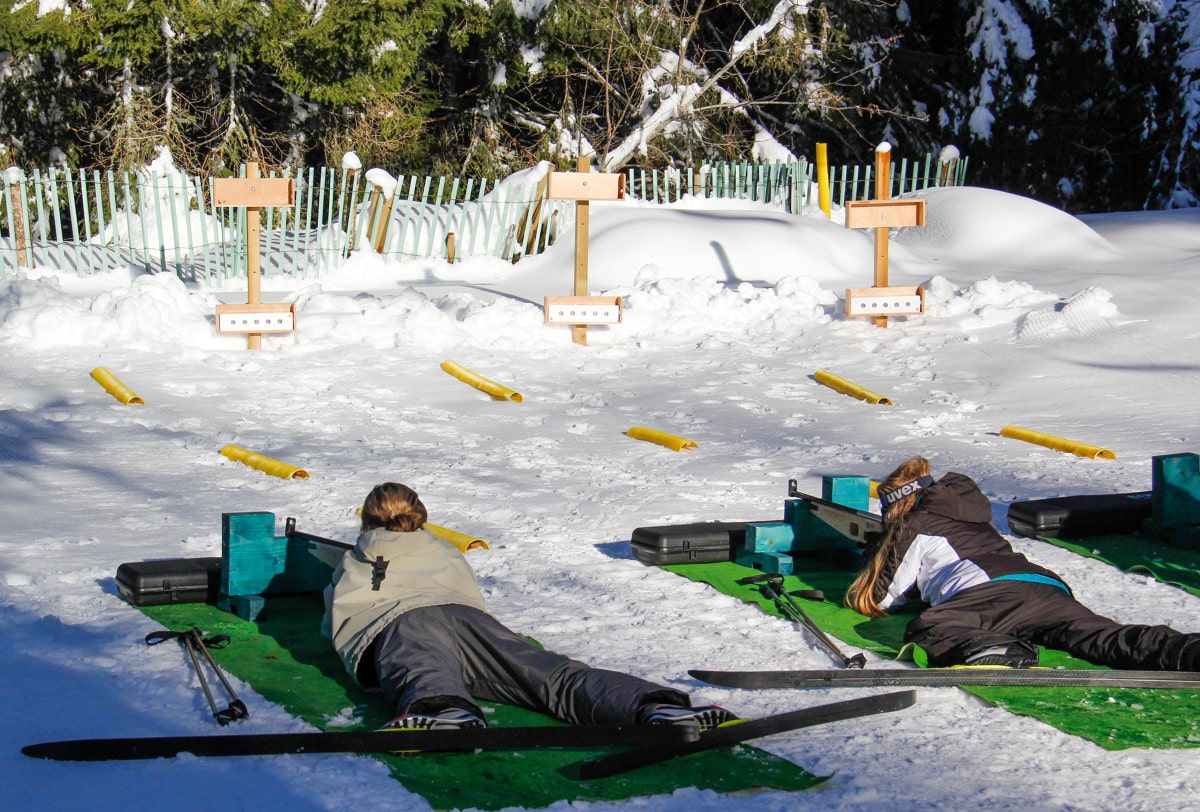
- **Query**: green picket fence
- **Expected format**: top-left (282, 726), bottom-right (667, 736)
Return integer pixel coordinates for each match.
top-left (0, 165), bottom-right (564, 284)
top-left (624, 153), bottom-right (969, 210)
top-left (0, 154), bottom-right (967, 282)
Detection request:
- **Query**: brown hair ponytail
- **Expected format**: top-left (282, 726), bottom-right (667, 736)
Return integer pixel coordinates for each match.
top-left (844, 456), bottom-right (932, 617)
top-left (360, 483), bottom-right (428, 533)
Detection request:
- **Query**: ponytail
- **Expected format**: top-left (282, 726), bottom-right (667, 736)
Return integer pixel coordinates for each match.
top-left (844, 456), bottom-right (932, 616)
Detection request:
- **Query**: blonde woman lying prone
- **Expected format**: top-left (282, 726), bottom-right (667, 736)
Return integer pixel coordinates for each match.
top-left (846, 457), bottom-right (1200, 670)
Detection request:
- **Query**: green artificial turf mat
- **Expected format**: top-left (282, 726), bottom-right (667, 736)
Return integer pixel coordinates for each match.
top-left (1037, 534), bottom-right (1200, 599)
top-left (666, 558), bottom-right (1200, 751)
top-left (140, 595), bottom-right (823, 810)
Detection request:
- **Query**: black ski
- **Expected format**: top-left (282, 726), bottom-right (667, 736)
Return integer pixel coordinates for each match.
top-left (22, 723), bottom-right (697, 763)
top-left (688, 667), bottom-right (1200, 690)
top-left (566, 690), bottom-right (916, 780)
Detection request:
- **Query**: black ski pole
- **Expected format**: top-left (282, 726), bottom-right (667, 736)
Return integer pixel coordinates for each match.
top-left (146, 629), bottom-right (249, 725)
top-left (181, 631), bottom-right (226, 723)
top-left (772, 581), bottom-right (867, 669)
top-left (737, 574), bottom-right (866, 669)
top-left (187, 628), bottom-right (249, 724)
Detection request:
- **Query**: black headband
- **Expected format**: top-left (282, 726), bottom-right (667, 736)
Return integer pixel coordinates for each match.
top-left (879, 475), bottom-right (934, 508)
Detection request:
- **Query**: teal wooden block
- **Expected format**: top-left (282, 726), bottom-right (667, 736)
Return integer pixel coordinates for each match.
top-left (228, 594), bottom-right (266, 621)
top-left (822, 475), bottom-right (871, 511)
top-left (1144, 453), bottom-right (1200, 548)
top-left (220, 511), bottom-right (335, 619)
top-left (743, 521), bottom-right (795, 553)
top-left (735, 550), bottom-right (794, 576)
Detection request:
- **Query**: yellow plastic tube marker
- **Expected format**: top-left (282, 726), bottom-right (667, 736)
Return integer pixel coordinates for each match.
top-left (441, 360), bottom-right (523, 402)
top-left (353, 508), bottom-right (489, 555)
top-left (814, 370), bottom-right (893, 405)
top-left (427, 523), bottom-right (490, 552)
top-left (220, 445), bottom-right (310, 479)
top-left (90, 367), bottom-right (144, 405)
top-left (626, 427), bottom-right (698, 452)
top-left (999, 426), bottom-right (1116, 460)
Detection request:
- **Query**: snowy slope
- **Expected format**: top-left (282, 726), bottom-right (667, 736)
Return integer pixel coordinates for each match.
top-left (3, 186), bottom-right (1200, 810)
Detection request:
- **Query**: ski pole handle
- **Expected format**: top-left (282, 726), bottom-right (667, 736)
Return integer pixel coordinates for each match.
top-left (145, 630), bottom-right (186, 645)
top-left (737, 573), bottom-right (783, 586)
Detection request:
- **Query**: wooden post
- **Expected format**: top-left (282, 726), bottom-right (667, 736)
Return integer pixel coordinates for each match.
top-left (872, 144), bottom-right (891, 328)
top-left (544, 161), bottom-right (625, 345)
top-left (7, 173), bottom-right (28, 267)
top-left (939, 158), bottom-right (958, 187)
top-left (842, 143), bottom-right (926, 327)
top-left (212, 164), bottom-right (295, 349)
top-left (245, 163), bottom-right (263, 349)
top-left (344, 167), bottom-right (360, 253)
top-left (573, 156), bottom-right (590, 345)
top-left (371, 189), bottom-right (394, 255)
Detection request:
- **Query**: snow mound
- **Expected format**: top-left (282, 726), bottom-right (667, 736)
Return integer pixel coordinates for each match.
top-left (0, 273), bottom-right (233, 351)
top-left (896, 187), bottom-right (1117, 266)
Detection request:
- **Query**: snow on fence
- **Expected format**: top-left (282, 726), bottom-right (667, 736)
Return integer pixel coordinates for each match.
top-left (0, 154), bottom-right (967, 281)
top-left (352, 165), bottom-right (569, 268)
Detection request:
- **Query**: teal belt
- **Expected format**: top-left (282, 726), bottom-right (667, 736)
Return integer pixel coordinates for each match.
top-left (990, 573), bottom-right (1072, 595)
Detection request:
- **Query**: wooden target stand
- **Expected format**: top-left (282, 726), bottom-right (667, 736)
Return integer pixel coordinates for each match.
top-left (843, 144), bottom-right (926, 328)
top-left (543, 158), bottom-right (626, 345)
top-left (212, 163), bottom-right (296, 349)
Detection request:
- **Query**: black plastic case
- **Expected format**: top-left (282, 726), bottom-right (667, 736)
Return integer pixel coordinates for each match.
top-left (115, 557), bottom-right (222, 606)
top-left (630, 522), bottom-right (746, 565)
top-left (1006, 492), bottom-right (1152, 539)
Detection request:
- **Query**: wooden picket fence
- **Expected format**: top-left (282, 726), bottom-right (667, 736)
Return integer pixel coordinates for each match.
top-left (0, 153), bottom-right (967, 282)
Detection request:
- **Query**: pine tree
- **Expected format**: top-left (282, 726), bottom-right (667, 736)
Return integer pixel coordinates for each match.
top-left (884, 0), bottom-right (1188, 212)
top-left (0, 1), bottom-right (89, 167)
top-left (269, 0), bottom-right (472, 171)
top-left (82, 0), bottom-right (195, 170)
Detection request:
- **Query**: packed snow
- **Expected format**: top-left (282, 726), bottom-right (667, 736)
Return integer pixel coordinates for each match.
top-left (3, 176), bottom-right (1200, 811)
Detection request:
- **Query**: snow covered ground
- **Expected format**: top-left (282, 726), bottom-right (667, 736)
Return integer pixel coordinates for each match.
top-left (3, 178), bottom-right (1200, 810)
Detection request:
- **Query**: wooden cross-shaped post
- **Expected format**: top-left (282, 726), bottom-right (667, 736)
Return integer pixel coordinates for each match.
top-left (212, 163), bottom-right (295, 349)
top-left (843, 143), bottom-right (926, 328)
top-left (544, 157), bottom-right (626, 345)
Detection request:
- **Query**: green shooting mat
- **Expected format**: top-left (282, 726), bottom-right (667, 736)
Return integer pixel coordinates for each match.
top-left (139, 595), bottom-right (823, 810)
top-left (1036, 534), bottom-right (1200, 599)
top-left (666, 558), bottom-right (1200, 751)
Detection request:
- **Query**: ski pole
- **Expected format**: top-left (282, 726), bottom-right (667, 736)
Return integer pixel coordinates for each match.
top-left (146, 629), bottom-right (249, 725)
top-left (737, 574), bottom-right (866, 669)
top-left (181, 631), bottom-right (226, 723)
top-left (187, 628), bottom-right (249, 724)
top-left (771, 582), bottom-right (867, 669)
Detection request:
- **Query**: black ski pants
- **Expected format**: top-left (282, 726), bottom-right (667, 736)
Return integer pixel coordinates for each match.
top-left (373, 603), bottom-right (688, 724)
top-left (904, 580), bottom-right (1200, 669)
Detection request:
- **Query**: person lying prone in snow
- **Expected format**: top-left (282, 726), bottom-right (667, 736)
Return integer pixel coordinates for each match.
top-left (845, 456), bottom-right (1200, 671)
top-left (322, 482), bottom-right (736, 731)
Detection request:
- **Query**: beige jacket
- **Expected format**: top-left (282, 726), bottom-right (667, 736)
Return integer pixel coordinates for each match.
top-left (322, 527), bottom-right (487, 683)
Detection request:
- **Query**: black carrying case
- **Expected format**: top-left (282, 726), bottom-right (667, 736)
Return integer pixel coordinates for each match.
top-left (630, 522), bottom-right (746, 565)
top-left (1006, 492), bottom-right (1153, 539)
top-left (115, 557), bottom-right (222, 606)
